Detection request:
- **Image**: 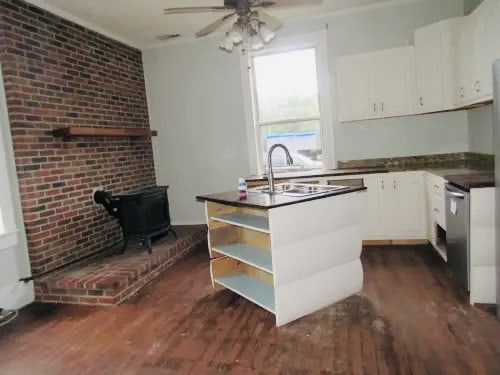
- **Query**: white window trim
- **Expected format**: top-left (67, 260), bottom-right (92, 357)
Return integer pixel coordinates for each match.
top-left (0, 64), bottom-right (20, 250)
top-left (240, 30), bottom-right (336, 175)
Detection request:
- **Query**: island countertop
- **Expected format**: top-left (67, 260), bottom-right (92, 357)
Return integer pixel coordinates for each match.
top-left (196, 186), bottom-right (366, 209)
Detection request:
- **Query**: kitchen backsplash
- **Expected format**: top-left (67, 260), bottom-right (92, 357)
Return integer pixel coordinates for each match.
top-left (338, 152), bottom-right (494, 169)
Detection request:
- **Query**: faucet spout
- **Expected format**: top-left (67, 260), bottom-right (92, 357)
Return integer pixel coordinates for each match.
top-left (267, 144), bottom-right (294, 194)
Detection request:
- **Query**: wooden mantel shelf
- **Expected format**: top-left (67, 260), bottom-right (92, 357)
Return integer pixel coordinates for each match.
top-left (52, 127), bottom-right (158, 138)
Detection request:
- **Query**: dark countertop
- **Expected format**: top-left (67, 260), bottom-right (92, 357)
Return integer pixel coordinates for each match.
top-left (196, 186), bottom-right (366, 209)
top-left (245, 167), bottom-right (388, 182)
top-left (246, 164), bottom-right (493, 184)
top-left (444, 173), bottom-right (495, 191)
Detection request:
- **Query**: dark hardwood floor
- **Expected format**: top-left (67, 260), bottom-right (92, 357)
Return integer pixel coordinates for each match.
top-left (1, 245), bottom-right (499, 374)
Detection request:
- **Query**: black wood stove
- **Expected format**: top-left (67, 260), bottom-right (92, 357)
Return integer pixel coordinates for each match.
top-left (94, 186), bottom-right (177, 254)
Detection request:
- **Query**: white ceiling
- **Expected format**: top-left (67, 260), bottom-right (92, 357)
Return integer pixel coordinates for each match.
top-left (25, 0), bottom-right (402, 49)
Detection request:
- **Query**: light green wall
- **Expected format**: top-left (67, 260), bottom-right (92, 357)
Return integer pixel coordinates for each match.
top-left (143, 0), bottom-right (467, 223)
top-left (468, 104), bottom-right (494, 154)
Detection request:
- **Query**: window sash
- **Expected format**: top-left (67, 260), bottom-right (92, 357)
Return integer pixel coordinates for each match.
top-left (240, 30), bottom-right (336, 175)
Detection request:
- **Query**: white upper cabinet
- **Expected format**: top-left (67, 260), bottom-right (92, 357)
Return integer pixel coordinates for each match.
top-left (336, 0), bottom-right (500, 121)
top-left (336, 54), bottom-right (374, 122)
top-left (375, 47), bottom-right (416, 118)
top-left (454, 0), bottom-right (500, 106)
top-left (414, 19), bottom-right (457, 113)
top-left (336, 46), bottom-right (416, 122)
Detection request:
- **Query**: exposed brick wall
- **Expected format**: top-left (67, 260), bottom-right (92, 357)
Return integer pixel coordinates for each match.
top-left (0, 0), bottom-right (156, 275)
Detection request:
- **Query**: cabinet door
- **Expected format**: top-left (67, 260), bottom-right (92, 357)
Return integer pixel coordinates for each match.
top-left (415, 23), bottom-right (445, 113)
top-left (389, 172), bottom-right (426, 239)
top-left (473, 0), bottom-right (499, 100)
top-left (452, 17), bottom-right (470, 105)
top-left (336, 54), bottom-right (374, 122)
top-left (424, 175), bottom-right (436, 245)
top-left (359, 174), bottom-right (388, 240)
top-left (373, 47), bottom-right (416, 118)
top-left (469, 8), bottom-right (489, 100)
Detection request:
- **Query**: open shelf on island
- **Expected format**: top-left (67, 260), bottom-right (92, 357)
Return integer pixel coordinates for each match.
top-left (214, 274), bottom-right (275, 314)
top-left (212, 243), bottom-right (272, 274)
top-left (211, 213), bottom-right (269, 233)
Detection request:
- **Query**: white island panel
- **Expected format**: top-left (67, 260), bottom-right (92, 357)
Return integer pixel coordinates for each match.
top-left (269, 193), bottom-right (362, 287)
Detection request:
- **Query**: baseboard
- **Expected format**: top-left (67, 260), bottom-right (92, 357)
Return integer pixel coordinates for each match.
top-left (363, 239), bottom-right (429, 246)
top-left (362, 240), bottom-right (392, 246)
top-left (172, 221), bottom-right (206, 226)
top-left (391, 239), bottom-right (429, 245)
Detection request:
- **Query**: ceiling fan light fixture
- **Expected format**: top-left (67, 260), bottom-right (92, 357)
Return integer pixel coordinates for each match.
top-left (259, 23), bottom-right (275, 43)
top-left (250, 33), bottom-right (265, 51)
top-left (219, 33), bottom-right (234, 52)
top-left (228, 22), bottom-right (244, 44)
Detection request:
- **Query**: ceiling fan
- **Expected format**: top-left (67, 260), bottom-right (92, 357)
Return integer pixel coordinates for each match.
top-left (164, 0), bottom-right (321, 52)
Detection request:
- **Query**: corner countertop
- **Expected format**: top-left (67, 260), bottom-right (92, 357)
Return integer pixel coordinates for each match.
top-left (245, 167), bottom-right (388, 182)
top-left (196, 186), bottom-right (366, 209)
top-left (444, 173), bottom-right (495, 191)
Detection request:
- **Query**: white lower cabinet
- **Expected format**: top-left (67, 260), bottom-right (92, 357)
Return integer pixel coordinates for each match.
top-left (388, 172), bottom-right (427, 239)
top-left (424, 172), bottom-right (447, 260)
top-left (327, 172), bottom-right (426, 241)
top-left (469, 187), bottom-right (496, 304)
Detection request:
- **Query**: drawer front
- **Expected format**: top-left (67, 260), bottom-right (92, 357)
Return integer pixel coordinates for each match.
top-left (432, 195), bottom-right (446, 229)
top-left (326, 178), bottom-right (364, 187)
top-left (429, 176), bottom-right (445, 200)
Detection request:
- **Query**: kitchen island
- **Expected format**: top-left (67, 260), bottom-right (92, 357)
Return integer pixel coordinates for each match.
top-left (196, 185), bottom-right (366, 326)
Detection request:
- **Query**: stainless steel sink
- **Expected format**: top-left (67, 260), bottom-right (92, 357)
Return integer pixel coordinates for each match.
top-left (248, 183), bottom-right (349, 197)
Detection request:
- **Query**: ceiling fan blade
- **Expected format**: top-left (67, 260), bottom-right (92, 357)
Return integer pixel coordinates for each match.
top-left (257, 10), bottom-right (282, 31)
top-left (195, 12), bottom-right (237, 38)
top-left (249, 1), bottom-right (276, 7)
top-left (270, 0), bottom-right (322, 7)
top-left (156, 34), bottom-right (181, 41)
top-left (164, 6), bottom-right (232, 15)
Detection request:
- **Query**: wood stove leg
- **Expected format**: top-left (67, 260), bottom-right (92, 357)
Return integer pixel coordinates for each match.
top-left (118, 238), bottom-right (128, 255)
top-left (145, 238), bottom-right (152, 254)
top-left (169, 226), bottom-right (178, 240)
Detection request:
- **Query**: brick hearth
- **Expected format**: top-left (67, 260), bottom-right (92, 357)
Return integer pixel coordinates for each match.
top-left (34, 226), bottom-right (207, 306)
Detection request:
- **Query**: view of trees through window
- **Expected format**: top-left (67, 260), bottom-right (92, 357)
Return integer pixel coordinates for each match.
top-left (253, 48), bottom-right (323, 171)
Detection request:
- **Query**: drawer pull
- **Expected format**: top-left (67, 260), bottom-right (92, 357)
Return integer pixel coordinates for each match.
top-left (434, 208), bottom-right (440, 212)
top-left (433, 184), bottom-right (440, 189)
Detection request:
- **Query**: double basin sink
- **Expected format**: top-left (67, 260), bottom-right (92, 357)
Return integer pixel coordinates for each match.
top-left (248, 183), bottom-right (349, 197)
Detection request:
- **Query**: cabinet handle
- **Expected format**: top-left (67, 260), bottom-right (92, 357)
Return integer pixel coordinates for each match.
top-left (381, 181), bottom-right (384, 189)
top-left (434, 208), bottom-right (440, 213)
top-left (373, 103), bottom-right (377, 112)
top-left (393, 180), bottom-right (396, 189)
top-left (460, 87), bottom-right (464, 98)
top-left (419, 97), bottom-right (423, 106)
top-left (433, 184), bottom-right (439, 189)
top-left (381, 102), bottom-right (384, 111)
top-left (475, 81), bottom-right (481, 93)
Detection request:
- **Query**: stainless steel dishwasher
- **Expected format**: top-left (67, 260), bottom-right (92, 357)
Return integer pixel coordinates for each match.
top-left (445, 183), bottom-right (470, 290)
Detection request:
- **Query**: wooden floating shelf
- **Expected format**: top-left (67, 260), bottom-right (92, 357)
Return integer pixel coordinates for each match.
top-left (211, 213), bottom-right (270, 233)
top-left (212, 243), bottom-right (273, 274)
top-left (52, 126), bottom-right (158, 138)
top-left (214, 274), bottom-right (275, 313)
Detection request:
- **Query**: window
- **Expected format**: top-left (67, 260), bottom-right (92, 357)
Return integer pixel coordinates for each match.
top-left (0, 63), bottom-right (19, 247)
top-left (242, 31), bottom-right (335, 174)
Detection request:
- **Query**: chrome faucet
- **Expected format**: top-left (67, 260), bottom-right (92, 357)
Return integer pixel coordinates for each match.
top-left (267, 144), bottom-right (293, 194)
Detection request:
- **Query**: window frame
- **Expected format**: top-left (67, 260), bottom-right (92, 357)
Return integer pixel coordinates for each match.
top-left (0, 64), bottom-right (20, 250)
top-left (240, 30), bottom-right (336, 175)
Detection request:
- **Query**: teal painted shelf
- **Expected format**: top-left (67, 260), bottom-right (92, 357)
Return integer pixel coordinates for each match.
top-left (213, 243), bottom-right (273, 273)
top-left (211, 213), bottom-right (269, 233)
top-left (215, 274), bottom-right (275, 314)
